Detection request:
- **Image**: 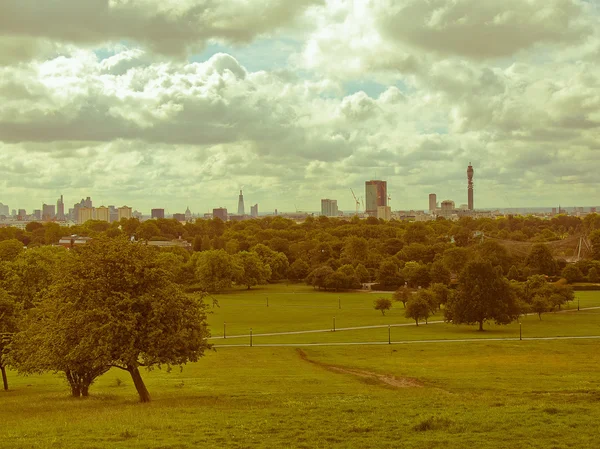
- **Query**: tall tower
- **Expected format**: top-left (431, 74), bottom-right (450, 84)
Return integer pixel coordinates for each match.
top-left (428, 193), bottom-right (437, 213)
top-left (365, 180), bottom-right (387, 217)
top-left (237, 190), bottom-right (245, 215)
top-left (57, 194), bottom-right (65, 220)
top-left (467, 163), bottom-right (474, 211)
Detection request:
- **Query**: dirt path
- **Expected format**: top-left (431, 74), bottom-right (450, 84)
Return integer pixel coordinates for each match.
top-left (296, 348), bottom-right (422, 389)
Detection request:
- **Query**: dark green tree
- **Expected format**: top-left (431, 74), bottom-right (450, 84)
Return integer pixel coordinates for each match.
top-left (13, 237), bottom-right (211, 402)
top-left (373, 297), bottom-right (392, 315)
top-left (445, 261), bottom-right (520, 331)
top-left (405, 294), bottom-right (430, 326)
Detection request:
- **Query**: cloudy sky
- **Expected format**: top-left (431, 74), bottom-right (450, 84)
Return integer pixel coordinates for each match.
top-left (1, 0), bottom-right (599, 214)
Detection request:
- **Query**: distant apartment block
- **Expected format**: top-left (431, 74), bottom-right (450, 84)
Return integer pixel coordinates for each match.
top-left (251, 204), bottom-right (258, 218)
top-left (321, 199), bottom-right (339, 217)
top-left (118, 206), bottom-right (132, 221)
top-left (377, 206), bottom-right (391, 221)
top-left (96, 206), bottom-right (110, 222)
top-left (77, 207), bottom-right (94, 224)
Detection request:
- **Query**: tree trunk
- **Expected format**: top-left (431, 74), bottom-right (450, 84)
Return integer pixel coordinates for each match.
top-left (415, 319), bottom-right (419, 327)
top-left (70, 385), bottom-right (81, 397)
top-left (1, 365), bottom-right (8, 391)
top-left (128, 365), bottom-right (151, 403)
top-left (81, 385), bottom-right (89, 397)
top-left (478, 320), bottom-right (484, 331)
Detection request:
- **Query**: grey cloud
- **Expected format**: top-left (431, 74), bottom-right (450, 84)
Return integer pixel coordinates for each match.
top-left (0, 0), bottom-right (322, 56)
top-left (376, 0), bottom-right (591, 59)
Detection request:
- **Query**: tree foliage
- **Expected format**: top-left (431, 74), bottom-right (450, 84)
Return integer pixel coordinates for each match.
top-left (12, 237), bottom-right (211, 402)
top-left (445, 261), bottom-right (520, 331)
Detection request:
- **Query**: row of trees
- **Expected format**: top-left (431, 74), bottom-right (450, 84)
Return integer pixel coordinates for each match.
top-left (0, 238), bottom-right (211, 401)
top-left (389, 262), bottom-right (575, 329)
top-left (3, 214), bottom-right (600, 294)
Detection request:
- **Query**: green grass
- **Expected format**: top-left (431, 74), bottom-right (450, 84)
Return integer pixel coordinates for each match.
top-left (2, 286), bottom-right (600, 448)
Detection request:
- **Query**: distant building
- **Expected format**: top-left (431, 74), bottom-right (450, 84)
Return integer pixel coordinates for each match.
top-left (237, 190), bottom-right (245, 216)
top-left (33, 209), bottom-right (41, 221)
top-left (58, 235), bottom-right (93, 249)
top-left (42, 204), bottom-right (56, 221)
top-left (147, 239), bottom-right (192, 251)
top-left (173, 213), bottom-right (186, 221)
top-left (118, 206), bottom-right (132, 221)
top-left (151, 208), bottom-right (165, 219)
top-left (108, 206), bottom-right (119, 223)
top-left (18, 209), bottom-right (27, 219)
top-left (77, 207), bottom-right (94, 224)
top-left (439, 200), bottom-right (456, 219)
top-left (365, 180), bottom-right (387, 216)
top-left (377, 205), bottom-right (392, 221)
top-left (429, 194), bottom-right (437, 213)
top-left (321, 199), bottom-right (339, 217)
top-left (467, 163), bottom-right (474, 210)
top-left (591, 207), bottom-right (597, 214)
top-left (96, 206), bottom-right (110, 222)
top-left (57, 195), bottom-right (65, 221)
top-left (0, 203), bottom-right (8, 217)
top-left (185, 206), bottom-right (192, 221)
top-left (251, 204), bottom-right (258, 218)
top-left (213, 208), bottom-right (228, 221)
top-left (552, 208), bottom-right (557, 215)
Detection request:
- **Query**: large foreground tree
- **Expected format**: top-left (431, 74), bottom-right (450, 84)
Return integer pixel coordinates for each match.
top-left (13, 237), bottom-right (211, 402)
top-left (445, 261), bottom-right (520, 331)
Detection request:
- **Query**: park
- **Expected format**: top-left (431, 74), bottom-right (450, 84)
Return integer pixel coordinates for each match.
top-left (2, 283), bottom-right (600, 449)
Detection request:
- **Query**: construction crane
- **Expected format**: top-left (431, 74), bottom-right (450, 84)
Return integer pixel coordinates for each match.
top-left (350, 189), bottom-right (360, 216)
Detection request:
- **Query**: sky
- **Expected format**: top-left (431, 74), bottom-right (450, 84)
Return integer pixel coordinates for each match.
top-left (1, 0), bottom-right (599, 214)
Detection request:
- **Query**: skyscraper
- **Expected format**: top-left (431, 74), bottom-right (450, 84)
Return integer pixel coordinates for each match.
top-left (57, 194), bottom-right (65, 221)
top-left (467, 163), bottom-right (474, 211)
top-left (151, 208), bottom-right (165, 219)
top-left (237, 190), bottom-right (245, 215)
top-left (0, 203), bottom-right (8, 216)
top-left (429, 193), bottom-right (437, 213)
top-left (365, 180), bottom-right (387, 216)
top-left (321, 199), bottom-right (338, 217)
top-left (118, 206), bottom-right (132, 221)
top-left (251, 204), bottom-right (258, 218)
top-left (42, 204), bottom-right (56, 221)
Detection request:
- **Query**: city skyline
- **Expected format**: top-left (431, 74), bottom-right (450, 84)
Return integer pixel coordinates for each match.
top-left (1, 1), bottom-right (599, 212)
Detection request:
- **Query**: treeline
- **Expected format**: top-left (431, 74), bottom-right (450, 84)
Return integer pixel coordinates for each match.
top-left (1, 214), bottom-right (600, 293)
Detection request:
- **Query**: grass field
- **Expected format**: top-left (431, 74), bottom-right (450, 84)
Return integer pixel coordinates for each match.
top-left (2, 286), bottom-right (600, 449)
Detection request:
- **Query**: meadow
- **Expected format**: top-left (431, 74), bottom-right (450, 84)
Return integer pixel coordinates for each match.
top-left (2, 286), bottom-right (600, 449)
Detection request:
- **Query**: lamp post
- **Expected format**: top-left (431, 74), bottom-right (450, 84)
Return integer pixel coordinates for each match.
top-left (333, 316), bottom-right (336, 332)
top-left (519, 322), bottom-right (522, 341)
top-left (250, 328), bottom-right (253, 347)
top-left (388, 325), bottom-right (391, 344)
top-left (223, 322), bottom-right (226, 339)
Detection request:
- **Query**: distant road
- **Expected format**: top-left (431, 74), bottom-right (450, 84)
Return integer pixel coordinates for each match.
top-left (209, 306), bottom-right (600, 340)
top-left (213, 335), bottom-right (600, 348)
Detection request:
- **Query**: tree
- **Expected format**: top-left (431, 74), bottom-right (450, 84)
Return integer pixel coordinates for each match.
top-left (355, 264), bottom-right (370, 283)
top-left (288, 259), bottom-right (310, 282)
top-left (393, 286), bottom-right (412, 308)
top-left (342, 236), bottom-right (369, 264)
top-left (236, 251), bottom-right (271, 289)
top-left (0, 290), bottom-right (19, 390)
top-left (0, 239), bottom-right (23, 262)
top-left (13, 237), bottom-right (211, 402)
top-left (402, 262), bottom-right (430, 288)
top-left (193, 235), bottom-right (203, 252)
top-left (306, 266), bottom-right (334, 290)
top-left (193, 250), bottom-right (242, 292)
top-left (441, 247), bottom-right (470, 276)
top-left (136, 221), bottom-right (162, 241)
top-left (588, 267), bottom-right (600, 283)
top-left (373, 297), bottom-right (392, 316)
top-left (507, 265), bottom-right (520, 281)
top-left (526, 244), bottom-right (557, 275)
top-left (561, 265), bottom-right (583, 284)
top-left (430, 261), bottom-right (451, 285)
top-left (445, 261), bottom-right (520, 331)
top-left (405, 295), bottom-right (430, 326)
top-left (531, 295), bottom-right (552, 320)
top-left (429, 283), bottom-right (450, 309)
top-left (377, 259), bottom-right (403, 287)
top-left (200, 235), bottom-right (211, 251)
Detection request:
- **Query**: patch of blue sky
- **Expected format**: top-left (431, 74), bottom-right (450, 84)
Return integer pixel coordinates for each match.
top-left (190, 38), bottom-right (302, 72)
